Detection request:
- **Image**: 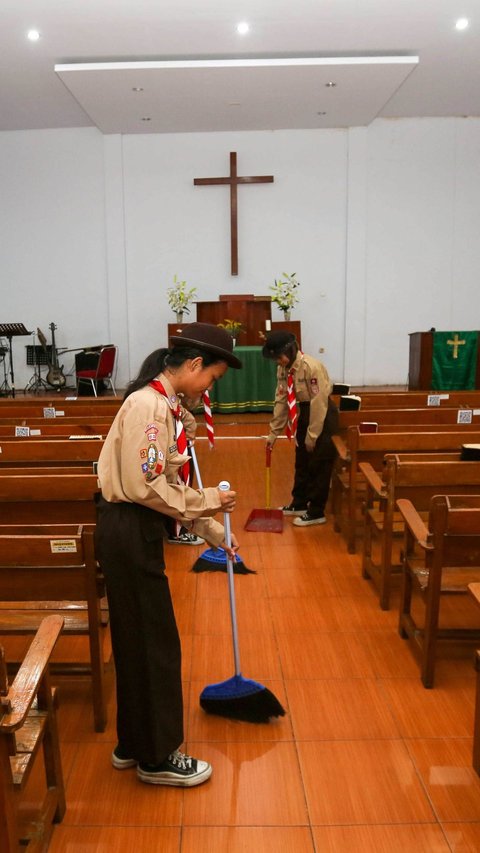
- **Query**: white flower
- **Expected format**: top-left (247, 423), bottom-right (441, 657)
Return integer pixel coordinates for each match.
top-left (167, 275), bottom-right (197, 314)
top-left (270, 272), bottom-right (300, 312)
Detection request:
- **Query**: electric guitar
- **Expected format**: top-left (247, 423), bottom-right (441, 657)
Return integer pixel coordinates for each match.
top-left (37, 323), bottom-right (66, 388)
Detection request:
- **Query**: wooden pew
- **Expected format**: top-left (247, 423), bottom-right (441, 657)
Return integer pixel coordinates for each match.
top-left (339, 407), bottom-right (480, 433)
top-left (0, 400), bottom-right (120, 418)
top-left (361, 457), bottom-right (480, 609)
top-left (397, 494), bottom-right (480, 687)
top-left (0, 422), bottom-right (112, 437)
top-left (332, 390), bottom-right (480, 409)
top-left (0, 473), bottom-right (98, 523)
top-left (332, 427), bottom-right (480, 553)
top-left (0, 438), bottom-right (104, 467)
top-left (0, 614), bottom-right (65, 853)
top-left (0, 525), bottom-right (108, 732)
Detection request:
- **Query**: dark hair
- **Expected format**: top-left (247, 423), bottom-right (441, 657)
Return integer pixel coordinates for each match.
top-left (123, 345), bottom-right (221, 399)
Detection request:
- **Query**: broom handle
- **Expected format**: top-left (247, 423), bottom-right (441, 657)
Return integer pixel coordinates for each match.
top-left (265, 444), bottom-right (272, 509)
top-left (188, 442), bottom-right (203, 489)
top-left (219, 480), bottom-right (242, 676)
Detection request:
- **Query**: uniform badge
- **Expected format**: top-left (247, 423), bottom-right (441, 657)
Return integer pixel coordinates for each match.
top-left (145, 471), bottom-right (154, 481)
top-left (144, 423), bottom-right (159, 436)
top-left (140, 448), bottom-right (147, 459)
top-left (147, 432), bottom-right (157, 442)
top-left (170, 395), bottom-right (177, 405)
top-left (158, 450), bottom-right (164, 461)
top-left (141, 462), bottom-right (149, 473)
top-left (147, 443), bottom-right (158, 469)
top-left (155, 462), bottom-right (164, 474)
top-left (310, 377), bottom-right (319, 395)
top-left (169, 444), bottom-right (177, 453)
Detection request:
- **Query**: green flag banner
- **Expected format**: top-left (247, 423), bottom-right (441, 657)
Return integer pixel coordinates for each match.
top-left (432, 331), bottom-right (478, 390)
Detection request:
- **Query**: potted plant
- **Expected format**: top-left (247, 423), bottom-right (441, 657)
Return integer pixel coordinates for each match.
top-left (270, 272), bottom-right (300, 321)
top-left (167, 275), bottom-right (197, 323)
top-left (217, 319), bottom-right (246, 347)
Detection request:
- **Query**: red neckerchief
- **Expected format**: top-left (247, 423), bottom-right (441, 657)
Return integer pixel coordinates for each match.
top-left (149, 379), bottom-right (190, 484)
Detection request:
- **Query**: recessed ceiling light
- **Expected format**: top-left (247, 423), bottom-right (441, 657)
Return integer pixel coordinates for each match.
top-left (141, 117), bottom-right (151, 121)
top-left (317, 111), bottom-right (327, 116)
top-left (132, 87), bottom-right (144, 92)
top-left (325, 81), bottom-right (337, 88)
top-left (236, 22), bottom-right (250, 35)
top-left (455, 17), bottom-right (469, 30)
top-left (27, 29), bottom-right (40, 42)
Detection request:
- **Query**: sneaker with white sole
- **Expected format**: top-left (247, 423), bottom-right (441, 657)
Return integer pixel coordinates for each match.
top-left (111, 746), bottom-right (137, 770)
top-left (280, 503), bottom-right (308, 516)
top-left (293, 512), bottom-right (327, 527)
top-left (167, 532), bottom-right (205, 546)
top-left (137, 749), bottom-right (212, 787)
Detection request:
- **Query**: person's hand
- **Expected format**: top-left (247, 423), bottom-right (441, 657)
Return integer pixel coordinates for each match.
top-left (218, 487), bottom-right (236, 512)
top-left (305, 437), bottom-right (315, 453)
top-left (266, 437), bottom-right (275, 450)
top-left (222, 531), bottom-right (240, 559)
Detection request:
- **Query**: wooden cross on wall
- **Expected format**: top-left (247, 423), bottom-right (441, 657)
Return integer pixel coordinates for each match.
top-left (194, 152), bottom-right (274, 276)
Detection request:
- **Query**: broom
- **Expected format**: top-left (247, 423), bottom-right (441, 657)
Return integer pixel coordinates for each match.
top-left (189, 443), bottom-right (254, 575)
top-left (199, 481), bottom-right (286, 723)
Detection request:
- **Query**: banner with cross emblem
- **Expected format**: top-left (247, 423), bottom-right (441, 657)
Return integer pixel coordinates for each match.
top-left (432, 331), bottom-right (478, 389)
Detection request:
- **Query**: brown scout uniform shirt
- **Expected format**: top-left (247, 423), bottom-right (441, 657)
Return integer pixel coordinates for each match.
top-left (97, 375), bottom-right (225, 547)
top-left (268, 351), bottom-right (332, 447)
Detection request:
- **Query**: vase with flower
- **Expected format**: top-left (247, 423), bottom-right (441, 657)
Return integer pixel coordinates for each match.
top-left (269, 272), bottom-right (300, 321)
top-left (217, 319), bottom-right (246, 348)
top-left (167, 275), bottom-right (197, 323)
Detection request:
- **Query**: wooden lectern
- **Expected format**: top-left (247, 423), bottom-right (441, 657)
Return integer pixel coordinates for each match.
top-left (168, 295), bottom-right (301, 347)
top-left (409, 331), bottom-right (480, 389)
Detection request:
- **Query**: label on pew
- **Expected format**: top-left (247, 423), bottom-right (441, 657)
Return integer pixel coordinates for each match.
top-left (50, 539), bottom-right (78, 553)
top-left (30, 429), bottom-right (41, 435)
top-left (458, 409), bottom-right (473, 424)
top-left (65, 396), bottom-right (77, 400)
top-left (43, 407), bottom-right (56, 418)
top-left (427, 394), bottom-right (449, 406)
top-left (15, 426), bottom-right (30, 437)
top-left (68, 435), bottom-right (103, 440)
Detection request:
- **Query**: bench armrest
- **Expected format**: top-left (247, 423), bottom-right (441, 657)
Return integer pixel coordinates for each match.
top-left (332, 435), bottom-right (349, 461)
top-left (0, 614), bottom-right (64, 732)
top-left (396, 499), bottom-right (431, 549)
top-left (358, 462), bottom-right (385, 497)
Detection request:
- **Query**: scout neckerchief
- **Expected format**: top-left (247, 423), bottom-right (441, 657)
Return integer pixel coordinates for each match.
top-left (202, 390), bottom-right (215, 449)
top-left (149, 379), bottom-right (190, 485)
top-left (285, 351), bottom-right (303, 440)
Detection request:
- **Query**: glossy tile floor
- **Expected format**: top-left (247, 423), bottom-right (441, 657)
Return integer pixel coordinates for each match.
top-left (8, 428), bottom-right (480, 851)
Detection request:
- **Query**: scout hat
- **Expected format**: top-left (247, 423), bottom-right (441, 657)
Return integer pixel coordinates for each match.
top-left (262, 330), bottom-right (297, 360)
top-left (170, 322), bottom-right (242, 369)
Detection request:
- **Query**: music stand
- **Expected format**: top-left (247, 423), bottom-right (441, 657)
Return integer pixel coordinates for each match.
top-left (0, 323), bottom-right (33, 398)
top-left (24, 332), bottom-right (50, 394)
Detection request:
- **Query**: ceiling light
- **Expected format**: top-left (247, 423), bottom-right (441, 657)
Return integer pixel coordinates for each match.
top-left (141, 117), bottom-right (151, 121)
top-left (236, 22), bottom-right (250, 35)
top-left (132, 87), bottom-right (144, 92)
top-left (317, 111), bottom-right (327, 116)
top-left (455, 17), bottom-right (469, 30)
top-left (27, 29), bottom-right (40, 42)
top-left (325, 81), bottom-right (337, 88)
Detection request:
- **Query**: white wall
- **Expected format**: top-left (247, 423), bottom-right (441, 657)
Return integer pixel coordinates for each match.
top-left (1, 118), bottom-right (479, 390)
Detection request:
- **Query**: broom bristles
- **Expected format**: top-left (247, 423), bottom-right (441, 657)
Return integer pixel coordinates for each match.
top-left (200, 674), bottom-right (285, 723)
top-left (191, 547), bottom-right (255, 574)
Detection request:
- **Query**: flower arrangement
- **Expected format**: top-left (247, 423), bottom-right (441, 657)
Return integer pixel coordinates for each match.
top-left (217, 319), bottom-right (246, 339)
top-left (167, 275), bottom-right (197, 316)
top-left (270, 272), bottom-right (300, 314)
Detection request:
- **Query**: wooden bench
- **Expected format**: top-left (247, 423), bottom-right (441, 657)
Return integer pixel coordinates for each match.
top-left (0, 400), bottom-right (120, 418)
top-left (0, 438), bottom-right (104, 467)
top-left (361, 457), bottom-right (480, 609)
top-left (0, 422), bottom-right (112, 437)
top-left (0, 614), bottom-right (65, 853)
top-left (332, 427), bottom-right (480, 553)
top-left (0, 525), bottom-right (108, 732)
top-left (467, 583), bottom-right (480, 776)
top-left (0, 473), bottom-right (98, 523)
top-left (338, 406), bottom-right (480, 433)
top-left (332, 390), bottom-right (480, 409)
top-left (397, 495), bottom-right (480, 687)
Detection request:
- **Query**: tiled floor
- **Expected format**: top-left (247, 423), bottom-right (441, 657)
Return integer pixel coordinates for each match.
top-left (7, 430), bottom-right (480, 851)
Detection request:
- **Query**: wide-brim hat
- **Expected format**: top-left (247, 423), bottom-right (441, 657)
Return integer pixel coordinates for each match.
top-left (262, 330), bottom-right (297, 360)
top-left (170, 322), bottom-right (242, 369)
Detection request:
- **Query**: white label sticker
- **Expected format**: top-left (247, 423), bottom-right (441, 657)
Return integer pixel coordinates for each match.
top-left (50, 539), bottom-right (78, 554)
top-left (43, 407), bottom-right (56, 418)
top-left (30, 429), bottom-right (41, 435)
top-left (15, 426), bottom-right (30, 437)
top-left (458, 409), bottom-right (473, 424)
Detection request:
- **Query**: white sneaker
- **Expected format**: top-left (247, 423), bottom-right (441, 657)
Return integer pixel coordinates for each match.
top-left (167, 532), bottom-right (205, 545)
top-left (293, 513), bottom-right (327, 527)
top-left (137, 749), bottom-right (212, 787)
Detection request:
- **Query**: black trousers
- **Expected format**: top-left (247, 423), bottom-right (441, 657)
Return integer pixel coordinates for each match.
top-left (291, 399), bottom-right (339, 517)
top-left (94, 497), bottom-right (183, 765)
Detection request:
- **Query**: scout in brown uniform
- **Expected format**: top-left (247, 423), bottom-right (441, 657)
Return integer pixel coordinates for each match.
top-left (262, 331), bottom-right (338, 526)
top-left (95, 324), bottom-right (241, 787)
